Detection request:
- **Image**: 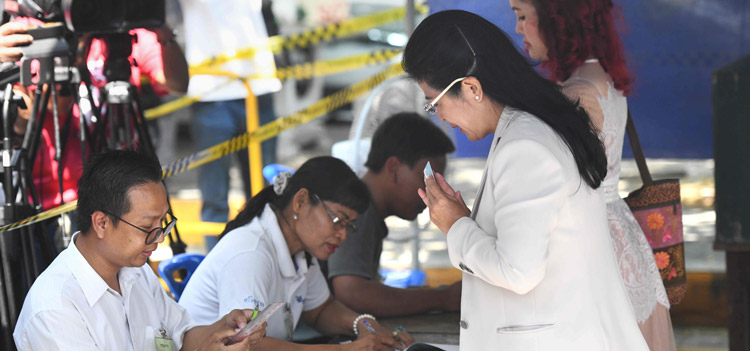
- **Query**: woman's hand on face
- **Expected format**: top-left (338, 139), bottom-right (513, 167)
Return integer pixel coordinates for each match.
top-left (418, 172), bottom-right (470, 234)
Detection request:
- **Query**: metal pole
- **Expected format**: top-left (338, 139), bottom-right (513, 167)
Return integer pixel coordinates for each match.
top-left (405, 0), bottom-right (416, 35)
top-left (405, 0), bottom-right (420, 272)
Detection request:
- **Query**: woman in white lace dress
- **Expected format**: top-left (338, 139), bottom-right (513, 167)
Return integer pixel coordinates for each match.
top-left (508, 0), bottom-right (676, 349)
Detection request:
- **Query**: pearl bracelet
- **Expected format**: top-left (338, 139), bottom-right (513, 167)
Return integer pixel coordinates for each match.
top-left (352, 314), bottom-right (376, 336)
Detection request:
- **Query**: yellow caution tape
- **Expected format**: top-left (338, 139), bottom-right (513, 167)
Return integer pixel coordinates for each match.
top-left (145, 48), bottom-right (402, 120)
top-left (163, 63), bottom-right (404, 176)
top-left (191, 4), bottom-right (426, 70)
top-left (144, 95), bottom-right (203, 120)
top-left (0, 201), bottom-right (78, 233)
top-left (0, 63), bottom-right (405, 233)
top-left (275, 48), bottom-right (402, 81)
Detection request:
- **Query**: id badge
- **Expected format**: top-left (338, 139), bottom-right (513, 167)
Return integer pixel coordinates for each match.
top-left (155, 329), bottom-right (174, 351)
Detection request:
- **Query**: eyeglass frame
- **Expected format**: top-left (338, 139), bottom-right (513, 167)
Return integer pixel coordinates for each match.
top-left (101, 210), bottom-right (178, 245)
top-left (423, 25), bottom-right (478, 115)
top-left (423, 76), bottom-right (469, 115)
top-left (312, 193), bottom-right (357, 234)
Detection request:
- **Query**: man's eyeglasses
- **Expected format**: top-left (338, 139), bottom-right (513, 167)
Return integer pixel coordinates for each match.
top-left (423, 25), bottom-right (478, 115)
top-left (102, 210), bottom-right (177, 245)
top-left (312, 194), bottom-right (357, 234)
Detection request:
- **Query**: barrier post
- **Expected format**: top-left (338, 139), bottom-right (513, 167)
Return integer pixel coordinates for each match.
top-left (240, 80), bottom-right (264, 196)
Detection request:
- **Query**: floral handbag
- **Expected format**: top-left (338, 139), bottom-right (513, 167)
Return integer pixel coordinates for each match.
top-left (623, 110), bottom-right (687, 304)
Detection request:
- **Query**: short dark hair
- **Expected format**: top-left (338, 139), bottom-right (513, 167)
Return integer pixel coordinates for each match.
top-left (365, 113), bottom-right (455, 172)
top-left (77, 149), bottom-right (163, 233)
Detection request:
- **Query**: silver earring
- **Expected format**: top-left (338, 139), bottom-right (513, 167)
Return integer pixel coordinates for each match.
top-left (293, 213), bottom-right (298, 220)
top-left (474, 95), bottom-right (480, 100)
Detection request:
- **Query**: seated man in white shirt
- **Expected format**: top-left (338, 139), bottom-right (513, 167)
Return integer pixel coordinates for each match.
top-left (13, 149), bottom-right (265, 351)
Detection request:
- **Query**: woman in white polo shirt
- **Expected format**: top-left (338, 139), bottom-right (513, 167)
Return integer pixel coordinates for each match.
top-left (180, 156), bottom-right (414, 350)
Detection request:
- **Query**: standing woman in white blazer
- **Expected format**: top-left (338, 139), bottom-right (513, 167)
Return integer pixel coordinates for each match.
top-left (403, 10), bottom-right (648, 351)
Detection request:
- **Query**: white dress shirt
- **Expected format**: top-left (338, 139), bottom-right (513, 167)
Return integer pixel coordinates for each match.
top-left (14, 233), bottom-right (196, 351)
top-left (448, 108), bottom-right (648, 351)
top-left (179, 204), bottom-right (331, 340)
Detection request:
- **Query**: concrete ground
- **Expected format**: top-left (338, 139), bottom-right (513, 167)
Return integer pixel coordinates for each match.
top-left (154, 116), bottom-right (728, 350)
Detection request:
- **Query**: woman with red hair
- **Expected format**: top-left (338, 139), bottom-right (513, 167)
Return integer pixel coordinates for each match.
top-left (509, 0), bottom-right (676, 349)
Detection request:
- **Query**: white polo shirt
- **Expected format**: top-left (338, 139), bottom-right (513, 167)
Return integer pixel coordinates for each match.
top-left (179, 204), bottom-right (330, 340)
top-left (13, 233), bottom-right (196, 351)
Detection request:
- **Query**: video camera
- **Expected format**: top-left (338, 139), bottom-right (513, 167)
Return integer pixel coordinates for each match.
top-left (3, 0), bottom-right (164, 33)
top-left (2, 0), bottom-right (166, 86)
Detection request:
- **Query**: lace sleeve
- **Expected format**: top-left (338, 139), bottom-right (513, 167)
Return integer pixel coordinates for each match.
top-left (562, 79), bottom-right (605, 132)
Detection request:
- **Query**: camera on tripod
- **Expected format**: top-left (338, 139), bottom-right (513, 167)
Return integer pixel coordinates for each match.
top-left (0, 3), bottom-right (188, 349)
top-left (0, 0), bottom-right (168, 205)
top-left (0, 0), bottom-right (169, 324)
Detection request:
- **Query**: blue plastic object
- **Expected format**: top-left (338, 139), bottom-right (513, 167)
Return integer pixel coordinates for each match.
top-left (158, 253), bottom-right (205, 301)
top-left (262, 164), bottom-right (295, 184)
top-left (379, 269), bottom-right (427, 288)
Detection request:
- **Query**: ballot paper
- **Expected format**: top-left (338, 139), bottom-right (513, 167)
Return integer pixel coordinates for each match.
top-left (225, 302), bottom-right (285, 345)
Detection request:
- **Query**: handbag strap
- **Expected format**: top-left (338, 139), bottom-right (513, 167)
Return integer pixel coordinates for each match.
top-left (625, 108), bottom-right (654, 185)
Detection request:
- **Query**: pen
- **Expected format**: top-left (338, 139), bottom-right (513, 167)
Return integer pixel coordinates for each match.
top-left (361, 319), bottom-right (377, 334)
top-left (362, 319), bottom-right (406, 349)
top-left (251, 303), bottom-right (259, 320)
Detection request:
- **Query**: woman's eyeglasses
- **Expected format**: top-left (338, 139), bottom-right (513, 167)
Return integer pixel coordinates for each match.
top-left (102, 210), bottom-right (177, 245)
top-left (423, 25), bottom-right (478, 115)
top-left (424, 76), bottom-right (469, 115)
top-left (312, 194), bottom-right (357, 234)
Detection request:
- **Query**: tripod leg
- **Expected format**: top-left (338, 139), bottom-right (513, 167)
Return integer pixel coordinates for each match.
top-left (120, 104), bottom-right (132, 149)
top-left (107, 103), bottom-right (116, 150)
top-left (91, 101), bottom-right (108, 153)
top-left (51, 86), bottom-right (64, 204)
top-left (0, 214), bottom-right (20, 333)
top-left (27, 88), bottom-right (50, 166)
top-left (18, 145), bottom-right (40, 210)
top-left (0, 253), bottom-right (12, 351)
top-left (19, 224), bottom-right (35, 289)
top-left (0, 84), bottom-right (20, 337)
top-left (129, 98), bottom-right (156, 154)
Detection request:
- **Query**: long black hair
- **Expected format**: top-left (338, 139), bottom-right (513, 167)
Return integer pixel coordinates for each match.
top-left (402, 10), bottom-right (607, 189)
top-left (220, 156), bottom-right (370, 238)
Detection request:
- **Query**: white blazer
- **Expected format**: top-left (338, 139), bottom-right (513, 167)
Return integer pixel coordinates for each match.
top-left (447, 108), bottom-right (648, 351)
